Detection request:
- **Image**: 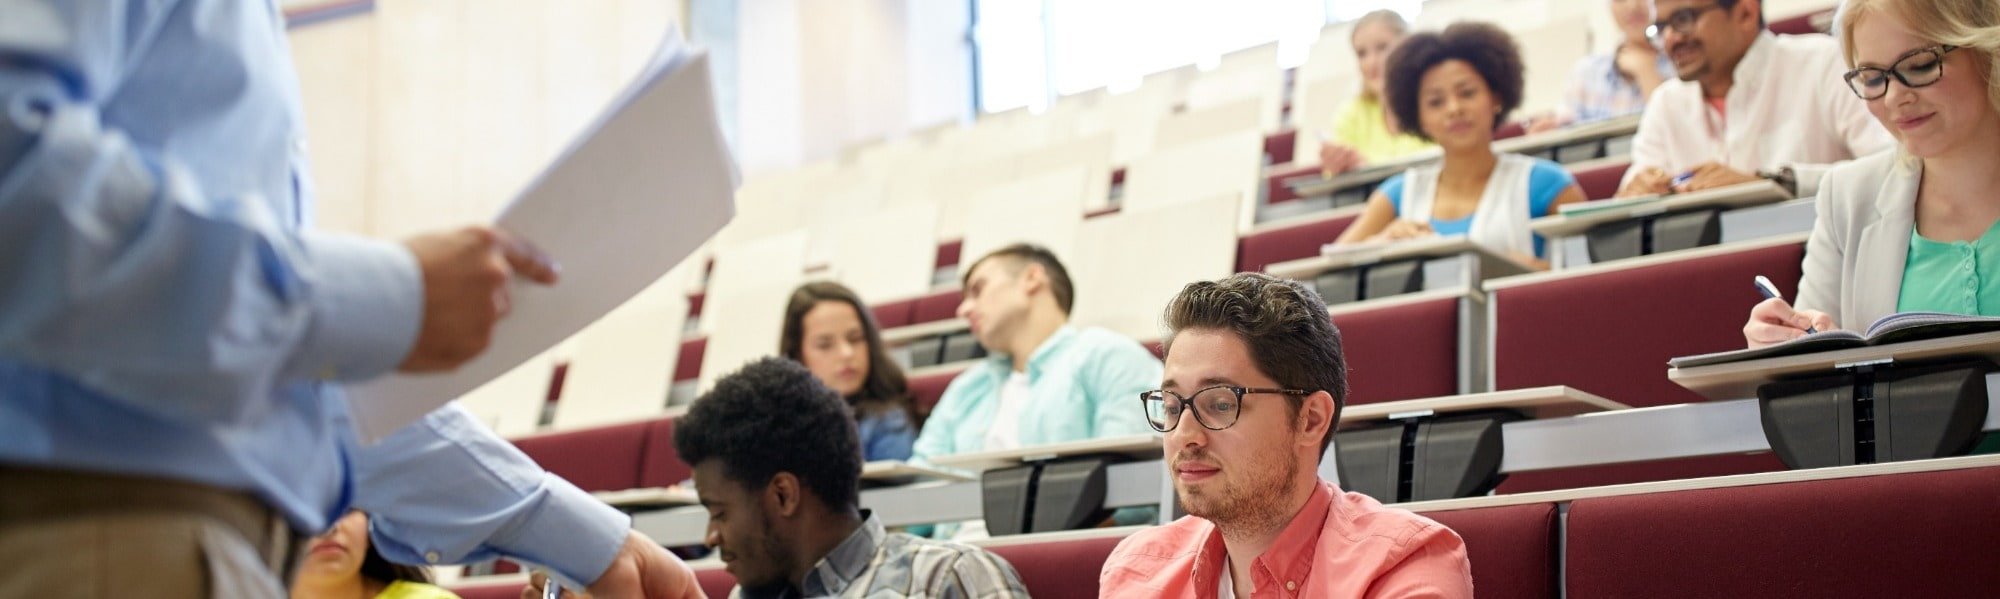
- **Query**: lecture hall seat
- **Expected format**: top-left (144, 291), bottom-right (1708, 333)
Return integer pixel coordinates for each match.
top-left (1419, 503), bottom-right (1559, 599)
top-left (1566, 463), bottom-right (2000, 597)
top-left (512, 420), bottom-right (653, 493)
top-left (1333, 294), bottom-right (1463, 404)
top-left (1234, 212), bottom-right (1362, 274)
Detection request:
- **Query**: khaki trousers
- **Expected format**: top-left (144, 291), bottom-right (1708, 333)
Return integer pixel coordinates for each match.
top-left (0, 466), bottom-right (304, 599)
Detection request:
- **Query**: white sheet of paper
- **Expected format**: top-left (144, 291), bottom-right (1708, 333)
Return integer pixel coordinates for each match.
top-left (344, 28), bottom-right (738, 443)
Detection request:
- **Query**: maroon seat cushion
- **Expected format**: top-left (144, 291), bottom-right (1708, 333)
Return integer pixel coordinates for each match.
top-left (873, 299), bottom-right (919, 330)
top-left (936, 239), bottom-right (964, 270)
top-left (1235, 213), bottom-right (1362, 274)
top-left (1333, 295), bottom-right (1462, 404)
top-left (913, 289), bottom-right (964, 324)
top-left (986, 534), bottom-right (1128, 598)
top-left (909, 369), bottom-right (964, 417)
top-left (639, 418), bottom-right (693, 488)
top-left (1263, 130), bottom-right (1297, 165)
top-left (674, 337), bottom-right (707, 383)
top-left (1496, 451), bottom-right (1787, 494)
top-left (695, 567), bottom-right (737, 598)
top-left (1493, 120), bottom-right (1526, 141)
top-left (1572, 161), bottom-right (1630, 201)
top-left (1492, 241), bottom-right (1805, 407)
top-left (1263, 163), bottom-right (1323, 206)
top-left (512, 420), bottom-right (651, 492)
top-left (1567, 464), bottom-right (2000, 597)
top-left (1418, 503), bottom-right (1557, 599)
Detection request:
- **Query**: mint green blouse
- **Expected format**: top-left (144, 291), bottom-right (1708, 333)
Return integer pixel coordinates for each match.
top-left (1896, 220), bottom-right (2000, 316)
top-left (1897, 220), bottom-right (2000, 454)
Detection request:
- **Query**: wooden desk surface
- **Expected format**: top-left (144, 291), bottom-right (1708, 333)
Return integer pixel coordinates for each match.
top-left (1339, 385), bottom-right (1629, 429)
top-left (1531, 180), bottom-right (1791, 238)
top-left (1668, 331), bottom-right (2000, 400)
top-left (927, 434), bottom-right (1164, 472)
top-left (1265, 236), bottom-right (1536, 282)
top-left (861, 460), bottom-right (975, 482)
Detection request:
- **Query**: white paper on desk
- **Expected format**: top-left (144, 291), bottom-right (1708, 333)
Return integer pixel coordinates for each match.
top-left (343, 27), bottom-right (739, 444)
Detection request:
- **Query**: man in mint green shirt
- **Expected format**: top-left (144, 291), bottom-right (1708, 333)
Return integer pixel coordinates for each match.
top-left (913, 243), bottom-right (1162, 462)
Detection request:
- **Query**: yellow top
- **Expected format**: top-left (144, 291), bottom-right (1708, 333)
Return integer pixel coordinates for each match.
top-left (1330, 95), bottom-right (1435, 164)
top-left (377, 581), bottom-right (462, 599)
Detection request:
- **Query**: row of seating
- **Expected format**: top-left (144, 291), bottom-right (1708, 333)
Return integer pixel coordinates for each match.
top-left (451, 457), bottom-right (2000, 598)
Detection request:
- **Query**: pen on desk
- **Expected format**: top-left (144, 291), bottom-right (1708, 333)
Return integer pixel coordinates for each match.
top-left (1754, 275), bottom-right (1817, 334)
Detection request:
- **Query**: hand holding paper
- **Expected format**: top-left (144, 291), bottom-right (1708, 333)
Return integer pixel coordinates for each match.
top-left (398, 226), bottom-right (561, 373)
top-left (345, 26), bottom-right (738, 443)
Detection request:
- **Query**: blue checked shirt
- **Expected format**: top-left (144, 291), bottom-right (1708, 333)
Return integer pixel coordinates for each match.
top-left (733, 512), bottom-right (1029, 599)
top-left (1556, 50), bottom-right (1676, 125)
top-left (0, 0), bottom-right (627, 584)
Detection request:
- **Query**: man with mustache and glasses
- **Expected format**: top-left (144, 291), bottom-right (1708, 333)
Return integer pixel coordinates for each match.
top-left (669, 357), bottom-right (1027, 599)
top-left (1098, 274), bottom-right (1473, 598)
top-left (1617, 0), bottom-right (1893, 198)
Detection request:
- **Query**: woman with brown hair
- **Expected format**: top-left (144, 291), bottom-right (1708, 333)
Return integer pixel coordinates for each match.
top-left (780, 281), bottom-right (918, 461)
top-left (291, 511), bottom-right (457, 599)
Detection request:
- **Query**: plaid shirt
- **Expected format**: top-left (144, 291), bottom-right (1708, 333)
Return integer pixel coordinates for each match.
top-left (1557, 51), bottom-right (1675, 124)
top-left (734, 512), bottom-right (1028, 599)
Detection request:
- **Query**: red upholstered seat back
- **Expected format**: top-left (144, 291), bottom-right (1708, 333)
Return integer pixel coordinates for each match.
top-left (1333, 296), bottom-right (1462, 405)
top-left (1418, 503), bottom-right (1558, 599)
top-left (674, 337), bottom-right (707, 384)
top-left (985, 534), bottom-right (1128, 598)
top-left (1235, 213), bottom-right (1361, 274)
top-left (1566, 464), bottom-right (2000, 597)
top-left (512, 420), bottom-right (652, 492)
top-left (639, 417), bottom-right (693, 488)
top-left (872, 298), bottom-right (919, 330)
top-left (1572, 161), bottom-right (1630, 201)
top-left (914, 289), bottom-right (964, 324)
top-left (1492, 241), bottom-right (1805, 407)
top-left (909, 369), bottom-right (963, 416)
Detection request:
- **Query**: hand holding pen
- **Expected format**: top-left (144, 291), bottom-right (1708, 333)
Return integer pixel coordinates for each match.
top-left (1743, 275), bottom-right (1838, 349)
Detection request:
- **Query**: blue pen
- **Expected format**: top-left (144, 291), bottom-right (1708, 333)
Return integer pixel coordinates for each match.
top-left (1671, 170), bottom-right (1695, 189)
top-left (1754, 275), bottom-right (1817, 334)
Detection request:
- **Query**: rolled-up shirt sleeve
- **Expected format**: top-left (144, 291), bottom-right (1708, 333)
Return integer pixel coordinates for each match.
top-left (0, 0), bottom-right (422, 426)
top-left (347, 402), bottom-right (631, 588)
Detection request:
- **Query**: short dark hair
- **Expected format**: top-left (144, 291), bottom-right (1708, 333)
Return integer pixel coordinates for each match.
top-left (962, 243), bottom-right (1075, 315)
top-left (1162, 273), bottom-right (1346, 455)
top-left (1718, 0), bottom-right (1768, 28)
top-left (1383, 21), bottom-right (1526, 143)
top-left (674, 357), bottom-right (862, 512)
top-left (780, 281), bottom-right (917, 426)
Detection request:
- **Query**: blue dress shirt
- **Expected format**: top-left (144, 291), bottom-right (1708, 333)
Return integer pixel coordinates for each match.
top-left (0, 0), bottom-right (625, 584)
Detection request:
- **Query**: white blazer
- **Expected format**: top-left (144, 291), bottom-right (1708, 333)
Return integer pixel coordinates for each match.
top-left (1796, 150), bottom-right (1916, 330)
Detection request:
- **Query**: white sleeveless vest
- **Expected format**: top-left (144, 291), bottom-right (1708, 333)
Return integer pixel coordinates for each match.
top-left (1401, 153), bottom-right (1538, 257)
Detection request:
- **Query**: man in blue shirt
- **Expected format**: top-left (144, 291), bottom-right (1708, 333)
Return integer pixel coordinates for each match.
top-left (0, 2), bottom-right (695, 596)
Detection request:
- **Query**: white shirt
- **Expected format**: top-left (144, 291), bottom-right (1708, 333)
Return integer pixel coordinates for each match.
top-left (1623, 32), bottom-right (1894, 197)
top-left (982, 371), bottom-right (1032, 452)
top-left (1219, 557), bottom-right (1237, 598)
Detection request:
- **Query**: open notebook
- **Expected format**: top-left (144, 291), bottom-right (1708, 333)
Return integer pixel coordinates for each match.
top-left (1669, 312), bottom-right (2000, 369)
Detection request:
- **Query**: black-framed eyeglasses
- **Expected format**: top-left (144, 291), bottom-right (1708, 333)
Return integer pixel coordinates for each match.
top-left (1140, 386), bottom-right (1310, 432)
top-left (1844, 45), bottom-right (1958, 100)
top-left (1647, 3), bottom-right (1727, 40)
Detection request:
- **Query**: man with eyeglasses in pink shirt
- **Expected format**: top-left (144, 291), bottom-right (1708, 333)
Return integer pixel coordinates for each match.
top-left (1098, 273), bottom-right (1473, 598)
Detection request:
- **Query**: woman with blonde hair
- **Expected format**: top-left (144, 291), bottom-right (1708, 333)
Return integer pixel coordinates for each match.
top-left (1744, 0), bottom-right (2000, 347)
top-left (1316, 9), bottom-right (1437, 175)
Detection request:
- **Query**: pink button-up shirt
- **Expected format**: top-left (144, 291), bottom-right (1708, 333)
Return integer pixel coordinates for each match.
top-left (1099, 480), bottom-right (1473, 598)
